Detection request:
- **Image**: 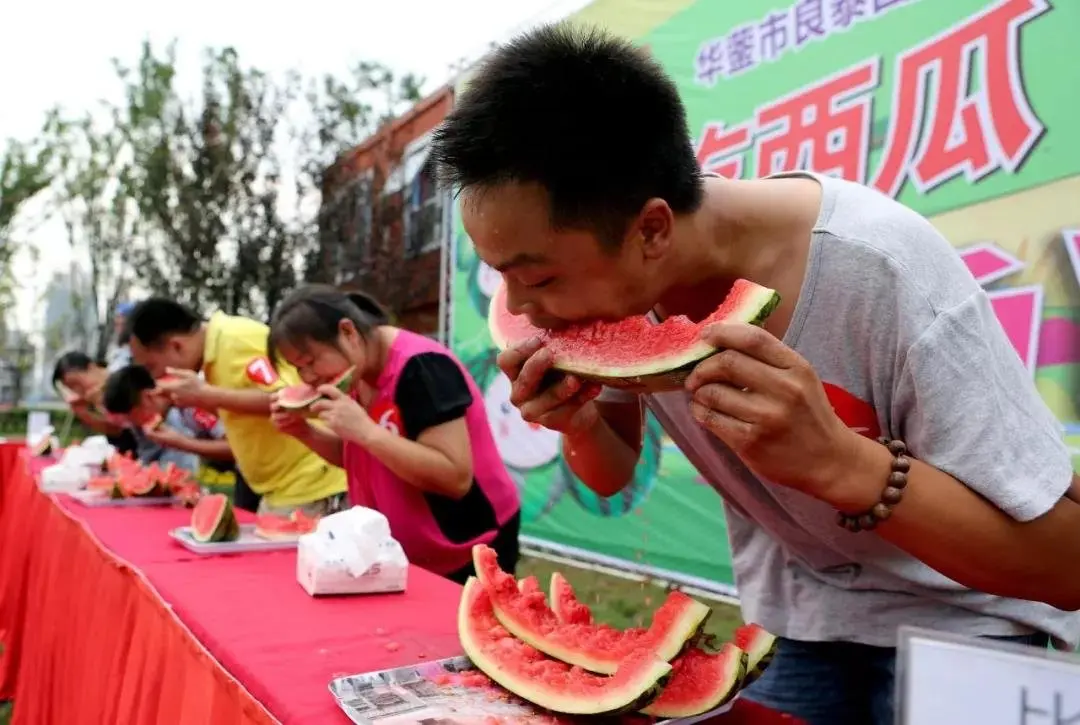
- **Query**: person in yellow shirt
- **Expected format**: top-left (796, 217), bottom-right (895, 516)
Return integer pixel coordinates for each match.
top-left (125, 298), bottom-right (348, 516)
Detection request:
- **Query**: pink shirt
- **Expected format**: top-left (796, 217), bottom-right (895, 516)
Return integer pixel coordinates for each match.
top-left (343, 330), bottom-right (520, 575)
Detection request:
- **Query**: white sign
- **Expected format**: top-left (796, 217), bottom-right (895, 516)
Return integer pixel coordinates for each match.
top-left (898, 626), bottom-right (1080, 725)
top-left (26, 411), bottom-right (51, 441)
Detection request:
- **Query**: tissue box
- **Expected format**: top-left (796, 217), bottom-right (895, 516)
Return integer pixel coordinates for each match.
top-left (40, 463), bottom-right (93, 492)
top-left (297, 535), bottom-right (409, 596)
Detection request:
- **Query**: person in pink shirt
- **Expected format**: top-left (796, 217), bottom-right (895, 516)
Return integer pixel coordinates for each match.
top-left (267, 285), bottom-right (521, 583)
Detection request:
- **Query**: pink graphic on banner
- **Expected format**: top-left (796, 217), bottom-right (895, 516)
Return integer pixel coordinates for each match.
top-left (1037, 318), bottom-right (1080, 367)
top-left (988, 285), bottom-right (1043, 373)
top-left (957, 242), bottom-right (1024, 285)
top-left (1062, 229), bottom-right (1080, 289)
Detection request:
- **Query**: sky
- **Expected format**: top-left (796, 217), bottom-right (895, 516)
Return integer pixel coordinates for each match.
top-left (0, 0), bottom-right (593, 332)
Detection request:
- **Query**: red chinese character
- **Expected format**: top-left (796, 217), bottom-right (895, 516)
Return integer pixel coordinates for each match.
top-left (754, 58), bottom-right (879, 183)
top-left (871, 0), bottom-right (1049, 198)
top-left (695, 122), bottom-right (752, 179)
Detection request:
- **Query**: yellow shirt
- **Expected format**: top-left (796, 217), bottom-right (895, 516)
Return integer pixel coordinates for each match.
top-left (203, 312), bottom-right (347, 508)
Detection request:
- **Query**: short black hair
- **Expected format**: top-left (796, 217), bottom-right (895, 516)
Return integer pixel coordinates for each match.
top-left (102, 365), bottom-right (157, 414)
top-left (267, 285), bottom-right (390, 368)
top-left (128, 298), bottom-right (201, 348)
top-left (52, 351), bottom-right (94, 389)
top-left (430, 23), bottom-right (704, 245)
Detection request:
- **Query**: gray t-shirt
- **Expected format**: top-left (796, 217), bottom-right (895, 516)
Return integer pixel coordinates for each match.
top-left (600, 171), bottom-right (1079, 649)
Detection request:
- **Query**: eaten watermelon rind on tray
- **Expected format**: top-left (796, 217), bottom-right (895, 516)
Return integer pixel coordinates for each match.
top-left (487, 278), bottom-right (780, 393)
top-left (472, 544), bottom-right (710, 675)
top-left (458, 577), bottom-right (672, 716)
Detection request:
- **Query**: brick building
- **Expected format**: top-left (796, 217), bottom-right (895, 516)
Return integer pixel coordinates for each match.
top-left (313, 87), bottom-right (454, 336)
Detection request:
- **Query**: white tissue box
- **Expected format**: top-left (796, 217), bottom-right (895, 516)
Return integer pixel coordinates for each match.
top-left (296, 535), bottom-right (409, 596)
top-left (40, 463), bottom-right (93, 492)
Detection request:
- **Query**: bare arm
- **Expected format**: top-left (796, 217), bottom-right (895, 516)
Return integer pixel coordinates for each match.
top-left (562, 399), bottom-right (644, 497)
top-left (295, 423), bottom-right (346, 468)
top-left (361, 418), bottom-right (474, 499)
top-left (829, 435), bottom-right (1080, 612)
top-left (71, 404), bottom-right (125, 437)
top-left (200, 387), bottom-right (273, 416)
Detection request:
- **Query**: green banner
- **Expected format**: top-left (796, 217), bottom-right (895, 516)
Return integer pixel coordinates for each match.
top-left (450, 0), bottom-right (1080, 590)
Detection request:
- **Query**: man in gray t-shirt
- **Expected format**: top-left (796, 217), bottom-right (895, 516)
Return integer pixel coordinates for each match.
top-left (429, 25), bottom-right (1080, 725)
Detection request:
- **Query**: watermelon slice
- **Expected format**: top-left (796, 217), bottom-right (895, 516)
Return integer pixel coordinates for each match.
top-left (487, 278), bottom-right (780, 393)
top-left (458, 577), bottom-right (671, 715)
top-left (640, 643), bottom-right (746, 718)
top-left (550, 572), bottom-right (594, 626)
top-left (142, 413), bottom-right (165, 432)
top-left (190, 493), bottom-right (240, 543)
top-left (253, 510), bottom-right (319, 540)
top-left (472, 544), bottom-right (709, 674)
top-left (277, 367), bottom-right (356, 410)
top-left (517, 575), bottom-right (541, 595)
top-left (732, 622), bottom-right (778, 684)
top-left (122, 470), bottom-right (161, 497)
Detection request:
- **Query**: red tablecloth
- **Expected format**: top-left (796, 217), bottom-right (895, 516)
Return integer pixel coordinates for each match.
top-left (0, 444), bottom-right (798, 724)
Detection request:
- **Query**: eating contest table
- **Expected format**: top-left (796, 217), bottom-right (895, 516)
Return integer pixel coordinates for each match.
top-left (0, 442), bottom-right (798, 724)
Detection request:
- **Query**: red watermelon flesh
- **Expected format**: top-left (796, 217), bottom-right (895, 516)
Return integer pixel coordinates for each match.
top-left (732, 622), bottom-right (778, 681)
top-left (549, 572), bottom-right (594, 626)
top-left (640, 643), bottom-right (746, 718)
top-left (472, 544), bottom-right (709, 674)
top-left (457, 577), bottom-right (671, 715)
top-left (517, 575), bottom-right (541, 595)
top-left (277, 367), bottom-right (356, 410)
top-left (487, 278), bottom-right (780, 393)
top-left (253, 510), bottom-right (319, 540)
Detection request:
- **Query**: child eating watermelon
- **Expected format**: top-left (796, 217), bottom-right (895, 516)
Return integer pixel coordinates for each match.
top-left (265, 285), bottom-right (521, 583)
top-left (101, 364), bottom-right (260, 511)
top-left (427, 23), bottom-right (1080, 725)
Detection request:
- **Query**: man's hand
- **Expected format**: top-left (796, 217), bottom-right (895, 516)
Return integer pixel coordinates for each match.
top-left (143, 425), bottom-right (188, 448)
top-left (157, 367), bottom-right (211, 409)
top-left (496, 338), bottom-right (602, 435)
top-left (685, 322), bottom-right (857, 500)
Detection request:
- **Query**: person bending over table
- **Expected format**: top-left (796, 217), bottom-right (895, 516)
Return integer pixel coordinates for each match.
top-left (125, 298), bottom-right (348, 517)
top-left (427, 23), bottom-right (1080, 725)
top-left (52, 351), bottom-right (138, 457)
top-left (266, 285), bottom-right (521, 584)
top-left (101, 364), bottom-right (261, 512)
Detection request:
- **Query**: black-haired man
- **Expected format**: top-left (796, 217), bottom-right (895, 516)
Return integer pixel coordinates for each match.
top-left (126, 298), bottom-right (347, 516)
top-left (102, 364), bottom-right (260, 510)
top-left (52, 351), bottom-right (137, 456)
top-left (430, 23), bottom-right (1080, 725)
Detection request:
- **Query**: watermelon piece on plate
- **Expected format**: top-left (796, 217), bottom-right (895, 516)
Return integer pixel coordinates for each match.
top-left (472, 544), bottom-right (709, 674)
top-left (487, 278), bottom-right (780, 393)
top-left (190, 493), bottom-right (240, 543)
top-left (458, 577), bottom-right (670, 715)
top-left (253, 510), bottom-right (319, 540)
top-left (640, 643), bottom-right (746, 718)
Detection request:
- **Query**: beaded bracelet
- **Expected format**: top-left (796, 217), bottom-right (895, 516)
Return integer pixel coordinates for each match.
top-left (836, 437), bottom-right (911, 533)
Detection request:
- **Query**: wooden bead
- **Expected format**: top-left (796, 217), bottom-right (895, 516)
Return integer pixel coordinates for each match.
top-left (888, 471), bottom-right (908, 488)
top-left (891, 456), bottom-right (911, 473)
top-left (858, 514), bottom-right (878, 531)
top-left (871, 503), bottom-right (892, 521)
top-left (887, 439), bottom-right (907, 456)
top-left (882, 486), bottom-right (904, 504)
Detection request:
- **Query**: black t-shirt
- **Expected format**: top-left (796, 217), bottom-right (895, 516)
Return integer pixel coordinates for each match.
top-left (393, 352), bottom-right (500, 544)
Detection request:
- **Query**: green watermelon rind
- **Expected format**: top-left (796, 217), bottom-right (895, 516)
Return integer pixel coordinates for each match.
top-left (277, 367), bottom-right (356, 410)
top-left (487, 280), bottom-right (781, 391)
top-left (458, 577), bottom-right (672, 715)
top-left (733, 623), bottom-right (778, 685)
top-left (190, 494), bottom-right (240, 543)
top-left (473, 544), bottom-right (710, 675)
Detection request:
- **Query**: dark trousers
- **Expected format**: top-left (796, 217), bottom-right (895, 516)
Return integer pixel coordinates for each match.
top-left (445, 511), bottom-right (521, 585)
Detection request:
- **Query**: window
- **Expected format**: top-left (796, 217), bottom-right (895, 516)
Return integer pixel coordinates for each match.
top-left (404, 160), bottom-right (445, 258)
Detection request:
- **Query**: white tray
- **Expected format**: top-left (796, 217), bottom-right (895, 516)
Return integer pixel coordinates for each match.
top-left (328, 655), bottom-right (738, 724)
top-left (169, 524), bottom-right (300, 554)
top-left (67, 489), bottom-right (176, 507)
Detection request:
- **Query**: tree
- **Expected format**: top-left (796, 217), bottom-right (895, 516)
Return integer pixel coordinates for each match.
top-left (0, 131), bottom-right (54, 335)
top-left (115, 41), bottom-right (423, 320)
top-left (47, 114), bottom-right (137, 362)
